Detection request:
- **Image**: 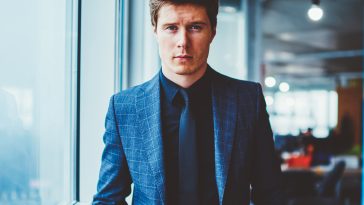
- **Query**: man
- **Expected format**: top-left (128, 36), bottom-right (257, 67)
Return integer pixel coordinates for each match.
top-left (93, 0), bottom-right (284, 204)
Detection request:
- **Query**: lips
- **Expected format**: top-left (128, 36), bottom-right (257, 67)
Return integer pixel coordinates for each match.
top-left (174, 55), bottom-right (193, 59)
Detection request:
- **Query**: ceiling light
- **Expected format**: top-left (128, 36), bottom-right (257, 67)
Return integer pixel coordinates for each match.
top-left (264, 76), bottom-right (276, 87)
top-left (308, 0), bottom-right (324, 21)
top-left (278, 33), bottom-right (295, 41)
top-left (279, 82), bottom-right (290, 92)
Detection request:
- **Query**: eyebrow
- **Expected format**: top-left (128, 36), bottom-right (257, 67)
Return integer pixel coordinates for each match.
top-left (189, 21), bottom-right (208, 25)
top-left (160, 21), bottom-right (208, 27)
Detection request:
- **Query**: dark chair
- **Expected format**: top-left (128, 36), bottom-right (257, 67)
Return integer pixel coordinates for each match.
top-left (337, 174), bottom-right (362, 205)
top-left (284, 161), bottom-right (346, 205)
top-left (316, 161), bottom-right (346, 197)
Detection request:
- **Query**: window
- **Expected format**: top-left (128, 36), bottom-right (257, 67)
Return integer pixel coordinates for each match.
top-left (0, 0), bottom-right (77, 204)
top-left (266, 90), bottom-right (338, 138)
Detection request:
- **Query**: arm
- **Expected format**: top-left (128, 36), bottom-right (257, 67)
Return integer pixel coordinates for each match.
top-left (251, 84), bottom-right (286, 205)
top-left (93, 95), bottom-right (132, 205)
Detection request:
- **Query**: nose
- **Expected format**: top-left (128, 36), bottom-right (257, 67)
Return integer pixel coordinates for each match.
top-left (177, 29), bottom-right (189, 49)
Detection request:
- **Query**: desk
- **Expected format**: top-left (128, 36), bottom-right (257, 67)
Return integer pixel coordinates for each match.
top-left (282, 165), bottom-right (362, 177)
top-left (282, 164), bottom-right (362, 204)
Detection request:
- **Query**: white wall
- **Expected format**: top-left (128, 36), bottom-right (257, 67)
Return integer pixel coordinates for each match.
top-left (79, 0), bottom-right (117, 203)
top-left (209, 12), bottom-right (247, 80)
top-left (79, 0), bottom-right (158, 203)
top-left (126, 0), bottom-right (160, 88)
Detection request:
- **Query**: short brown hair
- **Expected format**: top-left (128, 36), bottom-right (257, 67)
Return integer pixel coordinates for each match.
top-left (149, 0), bottom-right (219, 29)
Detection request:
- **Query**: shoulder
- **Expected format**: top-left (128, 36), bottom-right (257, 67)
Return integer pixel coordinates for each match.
top-left (107, 78), bottom-right (156, 118)
top-left (112, 74), bottom-right (159, 104)
top-left (210, 68), bottom-right (262, 96)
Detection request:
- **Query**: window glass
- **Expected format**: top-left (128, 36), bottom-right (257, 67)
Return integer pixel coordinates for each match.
top-left (267, 90), bottom-right (338, 138)
top-left (0, 0), bottom-right (75, 204)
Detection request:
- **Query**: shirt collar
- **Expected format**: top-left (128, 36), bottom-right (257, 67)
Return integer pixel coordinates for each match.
top-left (159, 70), bottom-right (180, 105)
top-left (159, 66), bottom-right (211, 105)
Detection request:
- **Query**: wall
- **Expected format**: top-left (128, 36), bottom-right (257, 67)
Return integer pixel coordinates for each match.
top-left (337, 79), bottom-right (363, 146)
top-left (79, 0), bottom-right (117, 202)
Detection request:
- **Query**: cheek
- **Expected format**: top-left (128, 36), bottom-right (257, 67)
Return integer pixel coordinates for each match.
top-left (194, 38), bottom-right (211, 53)
top-left (161, 41), bottom-right (175, 55)
top-left (157, 40), bottom-right (174, 59)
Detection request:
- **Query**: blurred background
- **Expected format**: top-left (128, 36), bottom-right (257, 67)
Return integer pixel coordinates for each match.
top-left (0, 0), bottom-right (362, 205)
top-left (260, 1), bottom-right (363, 204)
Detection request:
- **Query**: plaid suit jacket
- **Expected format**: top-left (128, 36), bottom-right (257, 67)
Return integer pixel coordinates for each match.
top-left (93, 67), bottom-right (284, 205)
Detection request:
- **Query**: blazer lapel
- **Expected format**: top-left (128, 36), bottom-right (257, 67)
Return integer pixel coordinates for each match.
top-left (211, 70), bottom-right (237, 205)
top-left (136, 74), bottom-right (166, 204)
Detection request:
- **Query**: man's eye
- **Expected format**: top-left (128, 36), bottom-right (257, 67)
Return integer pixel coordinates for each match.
top-left (190, 25), bottom-right (202, 31)
top-left (166, 26), bottom-right (178, 31)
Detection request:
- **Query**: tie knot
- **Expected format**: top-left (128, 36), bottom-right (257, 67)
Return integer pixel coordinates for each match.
top-left (179, 89), bottom-right (190, 104)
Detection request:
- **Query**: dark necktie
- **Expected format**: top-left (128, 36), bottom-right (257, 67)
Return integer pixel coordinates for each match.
top-left (178, 89), bottom-right (199, 205)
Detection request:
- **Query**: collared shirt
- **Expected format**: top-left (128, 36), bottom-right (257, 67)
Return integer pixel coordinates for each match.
top-left (160, 68), bottom-right (219, 205)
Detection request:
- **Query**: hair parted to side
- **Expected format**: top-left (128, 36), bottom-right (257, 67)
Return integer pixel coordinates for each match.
top-left (149, 0), bottom-right (219, 29)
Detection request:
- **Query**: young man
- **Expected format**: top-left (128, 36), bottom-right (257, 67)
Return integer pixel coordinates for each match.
top-left (92, 0), bottom-right (284, 204)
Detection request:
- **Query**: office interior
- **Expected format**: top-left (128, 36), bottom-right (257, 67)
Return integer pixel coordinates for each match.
top-left (0, 0), bottom-right (362, 205)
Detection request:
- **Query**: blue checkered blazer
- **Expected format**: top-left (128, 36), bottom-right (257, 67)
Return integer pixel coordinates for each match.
top-left (92, 68), bottom-right (284, 205)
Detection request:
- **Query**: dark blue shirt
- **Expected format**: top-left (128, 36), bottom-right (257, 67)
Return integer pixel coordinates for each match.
top-left (159, 68), bottom-right (219, 205)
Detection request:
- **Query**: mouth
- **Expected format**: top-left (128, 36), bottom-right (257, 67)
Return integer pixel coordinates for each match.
top-left (174, 55), bottom-right (193, 59)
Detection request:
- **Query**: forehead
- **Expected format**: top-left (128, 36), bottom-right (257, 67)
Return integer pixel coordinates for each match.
top-left (157, 3), bottom-right (209, 25)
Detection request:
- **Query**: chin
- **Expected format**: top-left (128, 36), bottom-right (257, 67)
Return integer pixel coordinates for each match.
top-left (173, 65), bottom-right (202, 75)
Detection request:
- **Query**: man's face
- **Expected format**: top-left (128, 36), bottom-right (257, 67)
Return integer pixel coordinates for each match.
top-left (154, 3), bottom-right (216, 77)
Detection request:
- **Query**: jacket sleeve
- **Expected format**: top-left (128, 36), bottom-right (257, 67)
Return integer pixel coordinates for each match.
top-left (93, 95), bottom-right (132, 205)
top-left (250, 84), bottom-right (286, 205)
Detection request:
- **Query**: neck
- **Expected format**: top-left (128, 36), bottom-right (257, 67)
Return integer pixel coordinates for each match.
top-left (161, 65), bottom-right (207, 88)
